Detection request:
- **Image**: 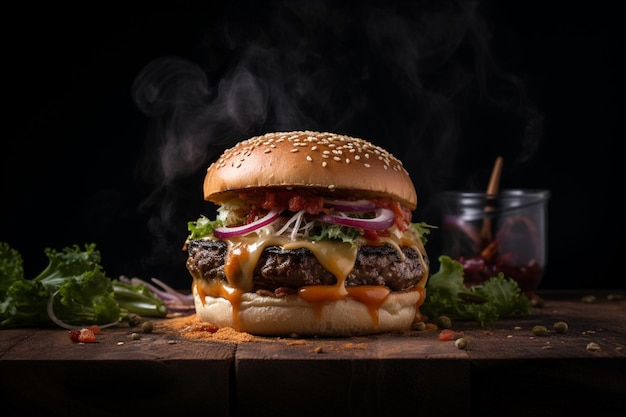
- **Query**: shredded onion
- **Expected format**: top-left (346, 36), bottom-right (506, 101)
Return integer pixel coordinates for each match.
top-left (313, 207), bottom-right (395, 230)
top-left (123, 276), bottom-right (194, 310)
top-left (211, 199), bottom-right (394, 241)
top-left (274, 209), bottom-right (309, 240)
top-left (214, 208), bottom-right (281, 238)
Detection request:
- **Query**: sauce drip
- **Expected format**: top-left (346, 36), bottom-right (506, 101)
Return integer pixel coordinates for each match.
top-left (346, 285), bottom-right (390, 327)
top-left (196, 229), bottom-right (429, 330)
top-left (195, 280), bottom-right (244, 329)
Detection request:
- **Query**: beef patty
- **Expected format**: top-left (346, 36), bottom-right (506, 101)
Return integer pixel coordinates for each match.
top-left (186, 239), bottom-right (428, 294)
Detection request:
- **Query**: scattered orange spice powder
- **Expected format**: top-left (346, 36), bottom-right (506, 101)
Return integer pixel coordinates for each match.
top-left (155, 314), bottom-right (269, 343)
top-left (153, 314), bottom-right (428, 350)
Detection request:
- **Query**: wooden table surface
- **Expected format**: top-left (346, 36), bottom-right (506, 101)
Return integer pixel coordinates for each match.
top-left (1, 290), bottom-right (625, 417)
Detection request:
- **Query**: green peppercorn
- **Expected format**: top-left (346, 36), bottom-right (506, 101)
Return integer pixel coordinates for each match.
top-left (131, 332), bottom-right (141, 340)
top-left (586, 342), bottom-right (601, 352)
top-left (581, 295), bottom-right (596, 304)
top-left (530, 297), bottom-right (545, 308)
top-left (532, 325), bottom-right (548, 336)
top-left (142, 321), bottom-right (154, 334)
top-left (553, 321), bottom-right (568, 334)
top-left (455, 337), bottom-right (469, 350)
top-left (127, 313), bottom-right (142, 327)
top-left (411, 321), bottom-right (426, 331)
top-left (435, 315), bottom-right (452, 329)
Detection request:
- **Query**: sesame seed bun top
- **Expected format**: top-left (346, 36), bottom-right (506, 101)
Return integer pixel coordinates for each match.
top-left (203, 131), bottom-right (418, 209)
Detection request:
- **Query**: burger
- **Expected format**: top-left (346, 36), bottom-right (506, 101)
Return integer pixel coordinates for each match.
top-left (185, 131), bottom-right (430, 336)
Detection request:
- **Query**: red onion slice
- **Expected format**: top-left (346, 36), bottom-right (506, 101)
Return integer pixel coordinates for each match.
top-left (314, 207), bottom-right (395, 230)
top-left (324, 199), bottom-right (377, 212)
top-left (214, 208), bottom-right (281, 238)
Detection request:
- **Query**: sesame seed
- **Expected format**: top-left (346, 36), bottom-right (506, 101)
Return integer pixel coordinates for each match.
top-left (306, 155), bottom-right (313, 161)
top-left (328, 184), bottom-right (336, 190)
top-left (345, 158), bottom-right (350, 164)
top-left (322, 161), bottom-right (327, 167)
top-left (264, 148), bottom-right (272, 153)
top-left (333, 156), bottom-right (341, 161)
top-left (290, 148), bottom-right (299, 153)
top-left (364, 163), bottom-right (371, 168)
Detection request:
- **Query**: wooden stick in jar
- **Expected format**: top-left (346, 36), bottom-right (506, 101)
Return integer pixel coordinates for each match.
top-left (480, 156), bottom-right (503, 247)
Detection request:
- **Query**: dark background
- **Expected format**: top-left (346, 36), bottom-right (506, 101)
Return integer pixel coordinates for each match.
top-left (3, 1), bottom-right (621, 291)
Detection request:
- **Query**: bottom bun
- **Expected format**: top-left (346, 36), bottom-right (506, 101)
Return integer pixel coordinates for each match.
top-left (193, 285), bottom-right (422, 337)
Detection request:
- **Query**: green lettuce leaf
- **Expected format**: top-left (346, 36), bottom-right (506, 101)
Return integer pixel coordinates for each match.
top-left (421, 255), bottom-right (531, 326)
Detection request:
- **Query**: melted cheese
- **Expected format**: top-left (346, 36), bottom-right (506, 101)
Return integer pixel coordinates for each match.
top-left (196, 229), bottom-right (429, 330)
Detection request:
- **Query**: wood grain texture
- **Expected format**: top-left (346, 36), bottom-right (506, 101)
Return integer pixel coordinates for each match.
top-left (1, 291), bottom-right (624, 416)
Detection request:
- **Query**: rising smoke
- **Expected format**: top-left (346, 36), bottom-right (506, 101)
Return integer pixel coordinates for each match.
top-left (131, 0), bottom-right (543, 279)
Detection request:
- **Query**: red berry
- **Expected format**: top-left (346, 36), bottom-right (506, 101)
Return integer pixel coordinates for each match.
top-left (78, 328), bottom-right (96, 343)
top-left (68, 328), bottom-right (96, 343)
top-left (438, 329), bottom-right (456, 341)
top-left (68, 330), bottom-right (81, 342)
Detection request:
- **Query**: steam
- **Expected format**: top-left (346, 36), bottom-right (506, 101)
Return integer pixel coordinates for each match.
top-left (132, 56), bottom-right (267, 183)
top-left (131, 0), bottom-right (543, 279)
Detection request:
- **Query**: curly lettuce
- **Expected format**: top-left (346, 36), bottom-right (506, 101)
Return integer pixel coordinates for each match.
top-left (421, 255), bottom-right (531, 326)
top-left (1, 243), bottom-right (166, 329)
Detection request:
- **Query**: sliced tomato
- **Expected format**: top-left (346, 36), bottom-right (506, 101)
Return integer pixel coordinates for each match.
top-left (244, 191), bottom-right (324, 214)
top-left (389, 201), bottom-right (411, 232)
top-left (246, 206), bottom-right (260, 224)
top-left (288, 194), bottom-right (324, 214)
top-left (362, 229), bottom-right (391, 241)
top-left (362, 229), bottom-right (380, 241)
